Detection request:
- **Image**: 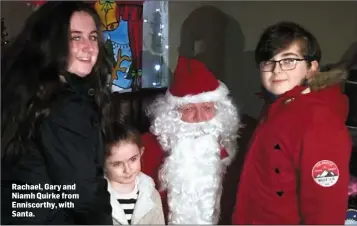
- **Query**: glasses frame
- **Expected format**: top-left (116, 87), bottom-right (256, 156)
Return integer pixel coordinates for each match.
top-left (259, 58), bottom-right (308, 72)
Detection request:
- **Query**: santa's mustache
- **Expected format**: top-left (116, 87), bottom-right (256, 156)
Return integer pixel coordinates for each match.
top-left (170, 117), bottom-right (224, 139)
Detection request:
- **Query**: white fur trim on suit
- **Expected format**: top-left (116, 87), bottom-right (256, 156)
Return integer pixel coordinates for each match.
top-left (165, 81), bottom-right (230, 106)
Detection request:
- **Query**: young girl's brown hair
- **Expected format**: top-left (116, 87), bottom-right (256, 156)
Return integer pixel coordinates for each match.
top-left (104, 122), bottom-right (143, 158)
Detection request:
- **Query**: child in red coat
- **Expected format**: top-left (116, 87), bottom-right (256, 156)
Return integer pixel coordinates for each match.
top-left (232, 21), bottom-right (352, 224)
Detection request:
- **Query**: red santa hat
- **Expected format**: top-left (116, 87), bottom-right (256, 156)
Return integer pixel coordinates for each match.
top-left (166, 56), bottom-right (229, 106)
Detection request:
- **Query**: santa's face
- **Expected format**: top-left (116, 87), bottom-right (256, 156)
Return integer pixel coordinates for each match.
top-left (149, 97), bottom-right (239, 224)
top-left (148, 95), bottom-right (239, 156)
top-left (179, 102), bottom-right (216, 123)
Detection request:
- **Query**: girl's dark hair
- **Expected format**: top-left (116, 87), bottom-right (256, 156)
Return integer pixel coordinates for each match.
top-left (255, 21), bottom-right (322, 65)
top-left (104, 123), bottom-right (143, 157)
top-left (1, 1), bottom-right (112, 160)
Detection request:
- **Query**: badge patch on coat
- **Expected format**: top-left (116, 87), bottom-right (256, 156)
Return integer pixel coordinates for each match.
top-left (312, 160), bottom-right (339, 187)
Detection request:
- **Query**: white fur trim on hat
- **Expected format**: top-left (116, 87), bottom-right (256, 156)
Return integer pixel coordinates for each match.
top-left (165, 81), bottom-right (230, 106)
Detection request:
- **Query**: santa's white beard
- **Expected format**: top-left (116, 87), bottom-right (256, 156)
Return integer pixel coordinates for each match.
top-left (158, 133), bottom-right (225, 224)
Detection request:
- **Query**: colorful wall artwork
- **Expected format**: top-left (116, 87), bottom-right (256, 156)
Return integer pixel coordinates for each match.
top-left (94, 1), bottom-right (143, 93)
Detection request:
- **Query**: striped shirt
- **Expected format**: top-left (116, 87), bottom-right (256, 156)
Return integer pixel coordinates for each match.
top-left (116, 180), bottom-right (139, 224)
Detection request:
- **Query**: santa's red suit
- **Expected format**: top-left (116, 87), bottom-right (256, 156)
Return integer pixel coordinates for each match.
top-left (141, 56), bottom-right (239, 224)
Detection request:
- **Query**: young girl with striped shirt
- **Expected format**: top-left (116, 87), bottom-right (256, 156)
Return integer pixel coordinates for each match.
top-left (104, 123), bottom-right (165, 225)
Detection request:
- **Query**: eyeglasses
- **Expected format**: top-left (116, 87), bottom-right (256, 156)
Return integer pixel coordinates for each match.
top-left (259, 58), bottom-right (307, 72)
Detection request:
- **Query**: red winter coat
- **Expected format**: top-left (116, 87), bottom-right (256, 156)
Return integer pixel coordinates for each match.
top-left (141, 133), bottom-right (232, 223)
top-left (232, 70), bottom-right (352, 224)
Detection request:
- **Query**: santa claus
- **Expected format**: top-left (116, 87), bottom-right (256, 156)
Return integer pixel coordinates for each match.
top-left (141, 56), bottom-right (240, 224)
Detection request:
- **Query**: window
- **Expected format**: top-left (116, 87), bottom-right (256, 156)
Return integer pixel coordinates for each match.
top-left (94, 0), bottom-right (170, 93)
top-left (141, 1), bottom-right (170, 89)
